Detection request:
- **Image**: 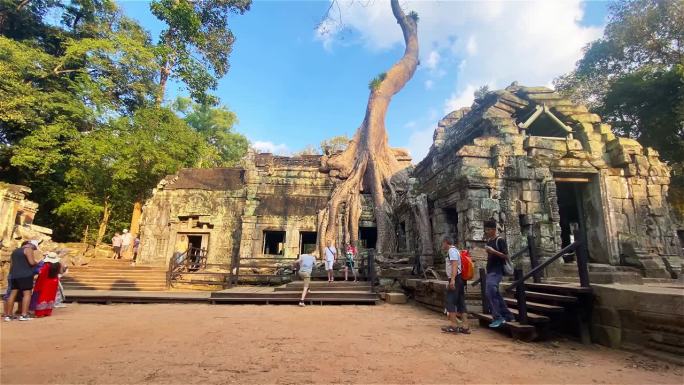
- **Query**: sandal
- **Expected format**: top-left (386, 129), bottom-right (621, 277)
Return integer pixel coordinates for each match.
top-left (441, 326), bottom-right (459, 333)
top-left (458, 327), bottom-right (471, 334)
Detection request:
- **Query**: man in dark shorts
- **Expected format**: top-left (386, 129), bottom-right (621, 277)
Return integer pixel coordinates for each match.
top-left (441, 236), bottom-right (470, 334)
top-left (4, 240), bottom-right (40, 321)
top-left (484, 219), bottom-right (514, 328)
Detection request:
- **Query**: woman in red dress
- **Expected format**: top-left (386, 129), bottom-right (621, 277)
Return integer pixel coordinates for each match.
top-left (30, 253), bottom-right (62, 317)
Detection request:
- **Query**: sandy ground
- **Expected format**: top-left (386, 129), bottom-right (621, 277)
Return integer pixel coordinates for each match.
top-left (1, 303), bottom-right (681, 385)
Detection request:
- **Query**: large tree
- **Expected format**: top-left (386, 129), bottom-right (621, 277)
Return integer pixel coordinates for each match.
top-left (150, 0), bottom-right (251, 105)
top-left (555, 0), bottom-right (684, 218)
top-left (317, 0), bottom-right (418, 256)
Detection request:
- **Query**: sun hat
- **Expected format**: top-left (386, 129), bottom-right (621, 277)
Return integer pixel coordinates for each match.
top-left (43, 252), bottom-right (60, 264)
top-left (28, 240), bottom-right (40, 249)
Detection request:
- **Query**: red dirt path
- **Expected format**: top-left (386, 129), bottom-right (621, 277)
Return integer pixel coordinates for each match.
top-left (1, 303), bottom-right (681, 384)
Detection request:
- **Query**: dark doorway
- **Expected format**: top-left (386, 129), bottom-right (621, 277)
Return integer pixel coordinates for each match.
top-left (263, 231), bottom-right (286, 255)
top-left (187, 235), bottom-right (203, 250)
top-left (299, 231), bottom-right (317, 254)
top-left (396, 222), bottom-right (407, 252)
top-left (555, 182), bottom-right (589, 263)
top-left (359, 227), bottom-right (377, 249)
top-left (444, 207), bottom-right (459, 243)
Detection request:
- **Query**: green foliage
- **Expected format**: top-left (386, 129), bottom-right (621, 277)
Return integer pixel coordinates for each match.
top-left (320, 135), bottom-right (350, 155)
top-left (172, 97), bottom-right (249, 167)
top-left (150, 0), bottom-right (251, 103)
top-left (474, 85), bottom-right (490, 101)
top-left (408, 11), bottom-right (419, 22)
top-left (368, 72), bottom-right (387, 91)
top-left (54, 194), bottom-right (103, 240)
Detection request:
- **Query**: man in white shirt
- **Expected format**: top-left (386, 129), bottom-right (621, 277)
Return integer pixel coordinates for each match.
top-left (294, 253), bottom-right (317, 307)
top-left (324, 240), bottom-right (337, 283)
top-left (121, 229), bottom-right (133, 258)
top-left (441, 236), bottom-right (470, 334)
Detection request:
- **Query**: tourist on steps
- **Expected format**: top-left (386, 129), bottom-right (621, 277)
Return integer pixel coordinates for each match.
top-left (324, 240), bottom-right (337, 283)
top-left (4, 240), bottom-right (41, 321)
top-left (294, 253), bottom-right (316, 307)
top-left (484, 219), bottom-right (514, 328)
top-left (441, 237), bottom-right (470, 334)
top-left (112, 232), bottom-right (122, 259)
top-left (121, 229), bottom-right (132, 259)
top-left (344, 243), bottom-right (357, 282)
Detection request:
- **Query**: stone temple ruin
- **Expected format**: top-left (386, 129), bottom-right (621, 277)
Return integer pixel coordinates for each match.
top-left (138, 84), bottom-right (683, 282)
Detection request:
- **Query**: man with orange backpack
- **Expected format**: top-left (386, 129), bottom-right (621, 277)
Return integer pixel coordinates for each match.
top-left (440, 236), bottom-right (470, 334)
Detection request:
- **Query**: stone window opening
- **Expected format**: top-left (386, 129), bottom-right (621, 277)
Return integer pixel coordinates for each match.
top-left (519, 104), bottom-right (572, 139)
top-left (299, 231), bottom-right (317, 255)
top-left (263, 230), bottom-right (286, 255)
top-left (359, 227), bottom-right (377, 249)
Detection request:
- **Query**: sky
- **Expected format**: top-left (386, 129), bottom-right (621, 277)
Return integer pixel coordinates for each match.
top-left (119, 0), bottom-right (610, 162)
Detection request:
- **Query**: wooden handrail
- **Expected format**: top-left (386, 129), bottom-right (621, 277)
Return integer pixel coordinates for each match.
top-left (505, 242), bottom-right (578, 293)
top-left (471, 245), bottom-right (529, 287)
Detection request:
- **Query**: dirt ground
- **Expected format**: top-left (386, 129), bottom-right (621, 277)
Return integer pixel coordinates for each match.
top-left (1, 303), bottom-right (681, 384)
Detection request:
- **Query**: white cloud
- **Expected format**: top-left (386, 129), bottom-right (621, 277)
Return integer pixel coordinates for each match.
top-left (444, 84), bottom-right (477, 113)
top-left (425, 50), bottom-right (440, 70)
top-left (406, 126), bottom-right (434, 163)
top-left (424, 79), bottom-right (434, 90)
top-left (315, 0), bottom-right (604, 161)
top-left (252, 140), bottom-right (290, 155)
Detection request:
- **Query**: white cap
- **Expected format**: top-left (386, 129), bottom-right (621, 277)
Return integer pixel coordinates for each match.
top-left (28, 240), bottom-right (39, 248)
top-left (123, 229), bottom-right (128, 233)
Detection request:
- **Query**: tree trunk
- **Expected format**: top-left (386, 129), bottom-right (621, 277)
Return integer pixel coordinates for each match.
top-left (96, 198), bottom-right (111, 247)
top-left (156, 61), bottom-right (171, 106)
top-left (129, 198), bottom-right (143, 239)
top-left (410, 192), bottom-right (434, 270)
top-left (317, 0), bottom-right (418, 257)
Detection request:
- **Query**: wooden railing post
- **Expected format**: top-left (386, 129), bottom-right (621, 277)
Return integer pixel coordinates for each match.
top-left (574, 229), bottom-right (591, 288)
top-left (527, 235), bottom-right (542, 283)
top-left (514, 268), bottom-right (528, 325)
top-left (479, 268), bottom-right (489, 314)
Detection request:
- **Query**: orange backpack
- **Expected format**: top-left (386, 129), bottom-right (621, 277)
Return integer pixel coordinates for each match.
top-left (460, 249), bottom-right (474, 281)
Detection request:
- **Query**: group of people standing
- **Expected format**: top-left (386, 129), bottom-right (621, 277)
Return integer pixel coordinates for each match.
top-left (111, 229), bottom-right (139, 264)
top-left (294, 240), bottom-right (358, 307)
top-left (3, 240), bottom-right (67, 321)
top-left (442, 219), bottom-right (513, 335)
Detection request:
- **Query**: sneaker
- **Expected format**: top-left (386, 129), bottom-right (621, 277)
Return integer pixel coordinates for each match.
top-left (298, 301), bottom-right (305, 307)
top-left (3, 316), bottom-right (11, 322)
top-left (489, 318), bottom-right (504, 328)
top-left (18, 315), bottom-right (31, 322)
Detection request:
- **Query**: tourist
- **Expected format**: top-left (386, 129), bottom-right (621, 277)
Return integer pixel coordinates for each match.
top-left (112, 232), bottom-right (122, 259)
top-left (121, 229), bottom-right (132, 259)
top-left (294, 253), bottom-right (316, 307)
top-left (174, 234), bottom-right (189, 264)
top-left (131, 236), bottom-right (140, 266)
top-left (30, 252), bottom-right (63, 317)
top-left (484, 219), bottom-right (514, 328)
top-left (440, 237), bottom-right (470, 334)
top-left (344, 243), bottom-right (357, 282)
top-left (324, 240), bottom-right (337, 283)
top-left (4, 240), bottom-right (40, 321)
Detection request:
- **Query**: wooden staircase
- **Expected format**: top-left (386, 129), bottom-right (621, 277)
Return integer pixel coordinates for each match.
top-left (472, 280), bottom-right (592, 341)
top-left (210, 281), bottom-right (378, 305)
top-left (62, 259), bottom-right (167, 291)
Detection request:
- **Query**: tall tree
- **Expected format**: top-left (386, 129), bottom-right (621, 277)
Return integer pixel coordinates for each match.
top-left (172, 97), bottom-right (249, 167)
top-left (555, 0), bottom-right (684, 218)
top-left (150, 0), bottom-right (251, 105)
top-left (317, 0), bottom-right (419, 255)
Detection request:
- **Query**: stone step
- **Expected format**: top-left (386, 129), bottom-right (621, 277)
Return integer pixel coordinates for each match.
top-left (211, 296), bottom-right (377, 305)
top-left (62, 284), bottom-right (167, 291)
top-left (274, 285), bottom-right (371, 292)
top-left (507, 308), bottom-right (550, 324)
top-left (515, 291), bottom-right (578, 304)
top-left (285, 281), bottom-right (370, 288)
top-left (472, 313), bottom-right (537, 341)
top-left (504, 298), bottom-right (565, 313)
top-left (62, 278), bottom-right (167, 284)
top-left (520, 282), bottom-right (592, 295)
top-left (211, 290), bottom-right (376, 300)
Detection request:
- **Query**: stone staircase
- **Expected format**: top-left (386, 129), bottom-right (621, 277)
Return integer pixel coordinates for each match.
top-left (62, 259), bottom-right (167, 291)
top-left (210, 281), bottom-right (378, 305)
top-left (473, 281), bottom-right (593, 342)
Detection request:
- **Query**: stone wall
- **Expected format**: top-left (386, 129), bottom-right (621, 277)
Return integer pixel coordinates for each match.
top-left (412, 84), bottom-right (682, 279)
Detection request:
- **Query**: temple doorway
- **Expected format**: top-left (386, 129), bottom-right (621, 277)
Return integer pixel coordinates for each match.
top-left (299, 231), bottom-right (317, 254)
top-left (263, 230), bottom-right (286, 255)
top-left (359, 227), bottom-right (377, 249)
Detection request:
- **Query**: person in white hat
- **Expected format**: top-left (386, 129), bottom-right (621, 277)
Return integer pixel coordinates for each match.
top-left (29, 252), bottom-right (64, 318)
top-left (121, 229), bottom-right (133, 259)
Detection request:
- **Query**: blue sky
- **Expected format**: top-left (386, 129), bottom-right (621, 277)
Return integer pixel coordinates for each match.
top-left (119, 0), bottom-right (610, 162)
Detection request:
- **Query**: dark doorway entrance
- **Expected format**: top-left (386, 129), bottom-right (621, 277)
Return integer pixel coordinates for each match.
top-left (263, 231), bottom-right (286, 255)
top-left (555, 182), bottom-right (586, 261)
top-left (396, 221), bottom-right (407, 252)
top-left (299, 231), bottom-right (317, 254)
top-left (187, 235), bottom-right (203, 250)
top-left (444, 207), bottom-right (459, 243)
top-left (359, 227), bottom-right (377, 249)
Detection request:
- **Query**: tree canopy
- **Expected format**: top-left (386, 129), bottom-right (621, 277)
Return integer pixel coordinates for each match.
top-left (0, 0), bottom-right (251, 242)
